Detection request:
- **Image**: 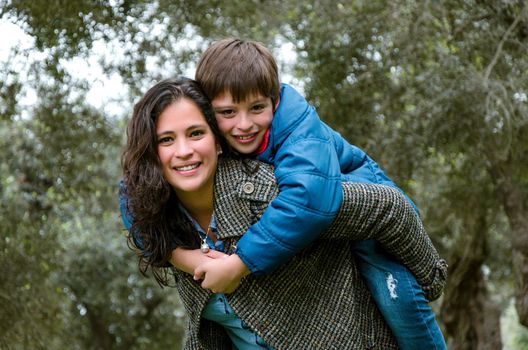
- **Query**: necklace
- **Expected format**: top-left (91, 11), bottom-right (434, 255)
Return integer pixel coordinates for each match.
top-left (200, 215), bottom-right (213, 253)
top-left (200, 226), bottom-right (211, 253)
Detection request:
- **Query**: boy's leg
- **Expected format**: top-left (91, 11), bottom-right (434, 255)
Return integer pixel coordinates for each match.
top-left (352, 240), bottom-right (447, 350)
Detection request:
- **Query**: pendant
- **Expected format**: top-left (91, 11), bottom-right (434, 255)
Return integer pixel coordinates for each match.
top-left (200, 240), bottom-right (210, 253)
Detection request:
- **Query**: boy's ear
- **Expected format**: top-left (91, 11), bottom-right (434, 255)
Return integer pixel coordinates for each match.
top-left (274, 95), bottom-right (280, 112)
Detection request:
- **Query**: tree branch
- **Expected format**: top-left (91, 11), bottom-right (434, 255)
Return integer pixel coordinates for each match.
top-left (483, 7), bottom-right (525, 82)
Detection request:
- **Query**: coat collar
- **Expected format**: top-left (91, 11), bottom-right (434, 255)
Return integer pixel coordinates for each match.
top-left (213, 157), bottom-right (278, 239)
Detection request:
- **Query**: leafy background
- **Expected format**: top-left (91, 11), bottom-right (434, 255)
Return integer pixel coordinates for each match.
top-left (1, 1), bottom-right (527, 349)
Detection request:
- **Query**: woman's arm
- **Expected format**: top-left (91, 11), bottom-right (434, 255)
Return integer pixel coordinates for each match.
top-left (119, 181), bottom-right (228, 276)
top-left (323, 182), bottom-right (447, 301)
top-left (171, 248), bottom-right (211, 275)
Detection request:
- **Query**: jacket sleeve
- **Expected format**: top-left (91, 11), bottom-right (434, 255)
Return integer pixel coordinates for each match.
top-left (329, 127), bottom-right (420, 214)
top-left (234, 84), bottom-right (418, 275)
top-left (234, 112), bottom-right (344, 276)
top-left (323, 182), bottom-right (447, 301)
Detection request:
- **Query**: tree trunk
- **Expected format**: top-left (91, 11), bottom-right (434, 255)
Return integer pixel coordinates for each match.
top-left (84, 303), bottom-right (115, 350)
top-left (440, 214), bottom-right (502, 350)
top-left (118, 296), bottom-right (164, 350)
top-left (490, 162), bottom-right (528, 327)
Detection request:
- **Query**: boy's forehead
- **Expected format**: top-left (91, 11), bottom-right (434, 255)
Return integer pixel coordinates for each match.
top-left (213, 90), bottom-right (270, 104)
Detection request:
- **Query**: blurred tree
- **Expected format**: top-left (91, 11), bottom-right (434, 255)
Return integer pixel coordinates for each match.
top-left (393, 3), bottom-right (528, 349)
top-left (2, 0), bottom-right (528, 349)
top-left (54, 215), bottom-right (187, 350)
top-left (1, 1), bottom-right (189, 348)
top-left (278, 0), bottom-right (528, 348)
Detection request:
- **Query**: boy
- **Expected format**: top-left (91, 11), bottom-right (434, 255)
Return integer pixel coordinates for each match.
top-left (193, 38), bottom-right (446, 349)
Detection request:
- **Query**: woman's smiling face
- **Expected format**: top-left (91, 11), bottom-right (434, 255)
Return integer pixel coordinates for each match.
top-left (156, 98), bottom-right (220, 198)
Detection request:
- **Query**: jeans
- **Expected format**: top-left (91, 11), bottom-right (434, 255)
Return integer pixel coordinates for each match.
top-left (353, 240), bottom-right (447, 349)
top-left (202, 293), bottom-right (273, 350)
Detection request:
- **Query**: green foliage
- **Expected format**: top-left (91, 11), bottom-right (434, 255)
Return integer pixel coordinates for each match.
top-left (54, 215), bottom-right (186, 350)
top-left (4, 0), bottom-right (139, 58)
top-left (2, 0), bottom-right (528, 348)
top-left (0, 5), bottom-right (186, 346)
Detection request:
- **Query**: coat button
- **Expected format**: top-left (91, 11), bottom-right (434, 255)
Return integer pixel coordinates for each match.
top-left (242, 182), bottom-right (255, 194)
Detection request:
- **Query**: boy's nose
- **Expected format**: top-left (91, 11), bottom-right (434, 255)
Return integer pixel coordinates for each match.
top-left (237, 112), bottom-right (253, 130)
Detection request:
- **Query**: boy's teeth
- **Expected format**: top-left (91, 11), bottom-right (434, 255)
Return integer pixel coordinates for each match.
top-left (238, 134), bottom-right (254, 140)
top-left (176, 164), bottom-right (199, 171)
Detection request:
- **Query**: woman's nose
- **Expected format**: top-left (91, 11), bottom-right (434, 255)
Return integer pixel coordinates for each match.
top-left (173, 139), bottom-right (193, 158)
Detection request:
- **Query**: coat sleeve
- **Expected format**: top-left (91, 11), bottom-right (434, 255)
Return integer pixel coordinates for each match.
top-left (323, 182), bottom-right (447, 301)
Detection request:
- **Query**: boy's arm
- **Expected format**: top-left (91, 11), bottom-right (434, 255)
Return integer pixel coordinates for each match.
top-left (172, 248), bottom-right (227, 276)
top-left (233, 84), bottom-right (418, 276)
top-left (234, 86), bottom-right (344, 276)
top-left (329, 131), bottom-right (420, 213)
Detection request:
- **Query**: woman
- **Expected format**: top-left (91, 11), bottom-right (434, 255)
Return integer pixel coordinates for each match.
top-left (120, 77), bottom-right (447, 349)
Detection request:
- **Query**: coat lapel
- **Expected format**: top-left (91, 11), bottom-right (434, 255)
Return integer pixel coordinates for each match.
top-left (213, 157), bottom-right (278, 240)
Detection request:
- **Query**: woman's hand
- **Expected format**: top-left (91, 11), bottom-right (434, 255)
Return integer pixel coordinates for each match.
top-left (171, 248), bottom-right (226, 275)
top-left (204, 250), bottom-right (228, 260)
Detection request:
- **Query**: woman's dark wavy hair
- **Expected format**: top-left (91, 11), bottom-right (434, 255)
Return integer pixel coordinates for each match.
top-left (121, 77), bottom-right (230, 286)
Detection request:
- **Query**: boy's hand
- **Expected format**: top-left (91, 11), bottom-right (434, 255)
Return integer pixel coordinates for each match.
top-left (194, 254), bottom-right (250, 294)
top-left (192, 250), bottom-right (229, 280)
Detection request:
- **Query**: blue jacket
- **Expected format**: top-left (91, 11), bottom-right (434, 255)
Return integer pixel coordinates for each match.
top-left (234, 83), bottom-right (417, 275)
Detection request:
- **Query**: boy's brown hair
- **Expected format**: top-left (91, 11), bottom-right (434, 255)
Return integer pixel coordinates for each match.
top-left (195, 38), bottom-right (280, 106)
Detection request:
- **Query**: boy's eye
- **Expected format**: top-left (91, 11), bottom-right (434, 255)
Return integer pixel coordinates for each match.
top-left (215, 109), bottom-right (235, 118)
top-left (252, 104), bottom-right (266, 112)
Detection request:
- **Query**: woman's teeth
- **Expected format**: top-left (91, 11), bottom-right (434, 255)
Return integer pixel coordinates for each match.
top-left (176, 164), bottom-right (199, 171)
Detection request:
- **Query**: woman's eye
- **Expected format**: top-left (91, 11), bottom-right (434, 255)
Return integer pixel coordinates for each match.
top-left (158, 136), bottom-right (173, 144)
top-left (190, 130), bottom-right (204, 138)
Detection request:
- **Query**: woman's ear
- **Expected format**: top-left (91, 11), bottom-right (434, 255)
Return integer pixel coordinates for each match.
top-left (216, 144), bottom-right (223, 155)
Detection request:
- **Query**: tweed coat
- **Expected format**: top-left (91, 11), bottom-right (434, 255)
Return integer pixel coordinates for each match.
top-left (174, 157), bottom-right (447, 350)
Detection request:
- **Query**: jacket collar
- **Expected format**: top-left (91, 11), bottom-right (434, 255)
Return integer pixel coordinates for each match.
top-left (270, 84), bottom-right (311, 144)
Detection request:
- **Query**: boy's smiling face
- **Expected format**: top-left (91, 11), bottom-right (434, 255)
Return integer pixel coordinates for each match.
top-left (211, 91), bottom-right (274, 154)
